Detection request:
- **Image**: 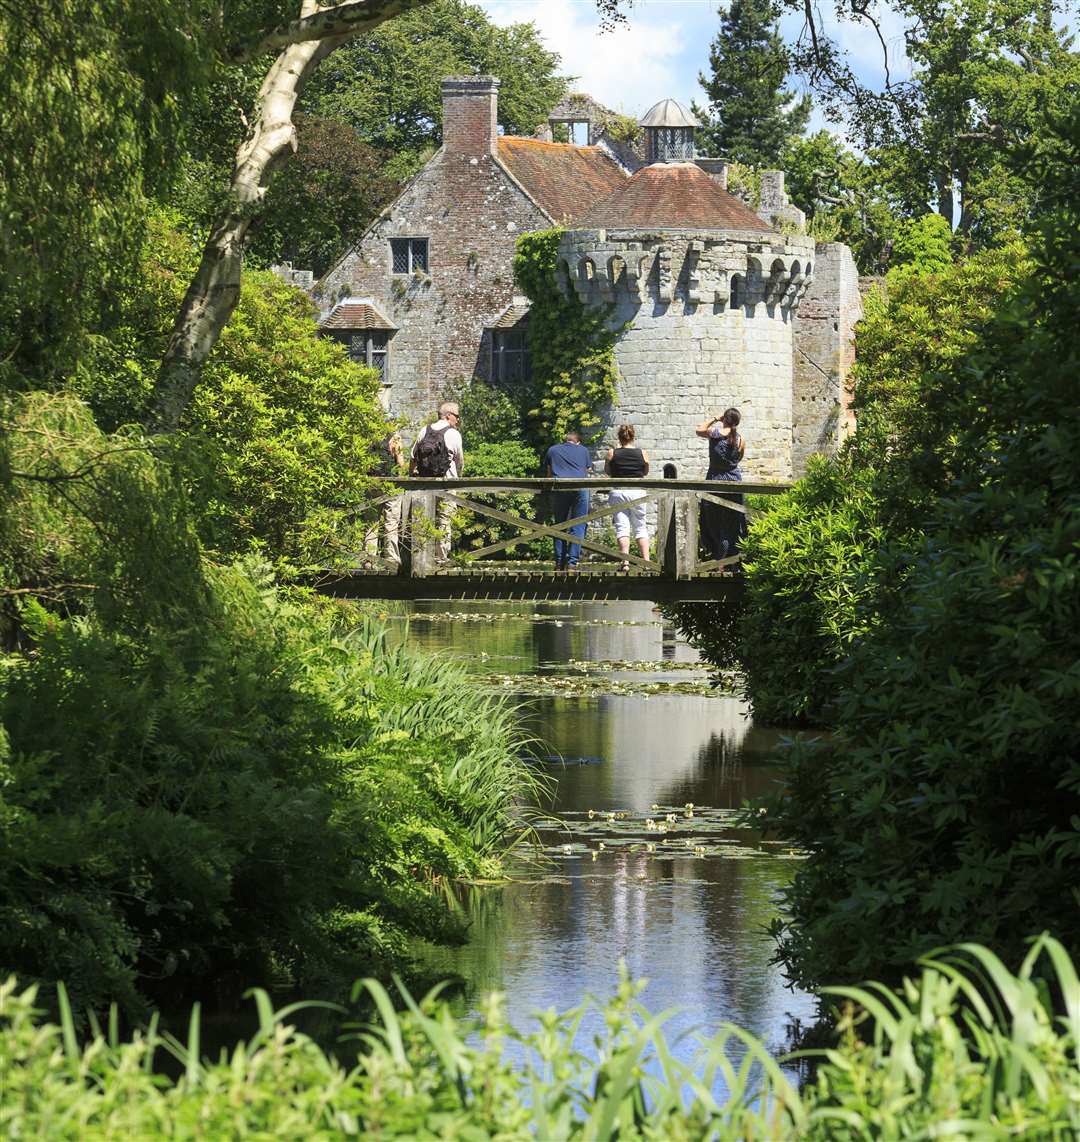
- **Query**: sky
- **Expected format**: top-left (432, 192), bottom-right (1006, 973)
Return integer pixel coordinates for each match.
top-left (479, 0), bottom-right (913, 134)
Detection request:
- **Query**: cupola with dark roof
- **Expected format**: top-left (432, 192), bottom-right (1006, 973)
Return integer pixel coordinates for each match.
top-left (640, 98), bottom-right (699, 164)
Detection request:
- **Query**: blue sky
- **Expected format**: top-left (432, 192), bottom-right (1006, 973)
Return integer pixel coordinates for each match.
top-left (479, 0), bottom-right (914, 135)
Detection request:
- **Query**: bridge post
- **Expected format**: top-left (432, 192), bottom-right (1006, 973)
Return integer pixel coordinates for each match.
top-left (676, 490), bottom-right (699, 578)
top-left (408, 491), bottom-right (438, 577)
top-left (656, 489), bottom-right (677, 580)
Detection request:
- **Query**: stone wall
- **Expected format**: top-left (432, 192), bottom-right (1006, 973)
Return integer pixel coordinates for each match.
top-left (314, 78), bottom-right (548, 430)
top-left (558, 227), bottom-right (816, 482)
top-left (790, 242), bottom-right (862, 475)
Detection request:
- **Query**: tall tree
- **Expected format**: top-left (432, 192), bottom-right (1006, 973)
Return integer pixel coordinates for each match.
top-left (304, 0), bottom-right (567, 183)
top-left (780, 0), bottom-right (1080, 242)
top-left (693, 0), bottom-right (811, 165)
top-left (2, 0), bottom-right (629, 429)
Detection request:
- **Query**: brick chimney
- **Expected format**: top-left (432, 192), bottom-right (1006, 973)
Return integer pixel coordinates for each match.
top-left (441, 75), bottom-right (500, 156)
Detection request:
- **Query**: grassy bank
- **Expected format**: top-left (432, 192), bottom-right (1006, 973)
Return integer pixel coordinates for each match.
top-left (3, 935), bottom-right (1077, 1138)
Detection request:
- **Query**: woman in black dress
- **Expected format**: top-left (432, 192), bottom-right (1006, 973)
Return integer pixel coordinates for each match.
top-left (695, 408), bottom-right (747, 561)
top-left (604, 424), bottom-right (650, 571)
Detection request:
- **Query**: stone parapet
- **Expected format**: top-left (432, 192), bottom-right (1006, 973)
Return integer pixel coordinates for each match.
top-left (556, 228), bottom-right (816, 313)
top-left (556, 227), bottom-right (817, 482)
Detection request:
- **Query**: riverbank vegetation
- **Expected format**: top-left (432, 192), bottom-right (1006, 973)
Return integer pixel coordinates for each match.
top-left (5, 934), bottom-right (1078, 1138)
top-left (0, 401), bottom-right (540, 1014)
top-left (0, 1), bottom-right (550, 1018)
top-left (673, 104), bottom-right (1080, 998)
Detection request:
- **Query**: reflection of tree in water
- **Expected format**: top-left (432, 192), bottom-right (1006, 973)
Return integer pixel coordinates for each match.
top-left (661, 619), bottom-right (678, 661)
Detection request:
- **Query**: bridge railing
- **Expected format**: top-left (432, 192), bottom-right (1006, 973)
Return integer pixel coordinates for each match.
top-left (353, 477), bottom-right (791, 579)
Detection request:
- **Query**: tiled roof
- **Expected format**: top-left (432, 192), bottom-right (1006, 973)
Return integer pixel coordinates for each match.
top-left (320, 299), bottom-right (396, 331)
top-left (497, 137), bottom-right (627, 224)
top-left (575, 162), bottom-right (772, 232)
top-left (488, 301), bottom-right (531, 328)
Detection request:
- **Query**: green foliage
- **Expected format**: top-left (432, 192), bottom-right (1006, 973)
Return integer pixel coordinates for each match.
top-left (451, 440), bottom-right (542, 559)
top-left (6, 935), bottom-right (1080, 1137)
top-left (781, 132), bottom-right (906, 274)
top-left (0, 390), bottom-right (538, 1013)
top-left (0, 392), bottom-right (208, 639)
top-left (693, 0), bottom-right (811, 166)
top-left (452, 379), bottom-right (524, 447)
top-left (736, 462), bottom-right (886, 725)
top-left (74, 211), bottom-right (389, 568)
top-left (303, 0), bottom-right (566, 183)
top-left (788, 0), bottom-right (1080, 245)
top-left (0, 0), bottom-right (218, 385)
top-left (760, 103), bottom-right (1080, 990)
top-left (0, 567), bottom-right (538, 1015)
top-left (248, 115), bottom-right (399, 278)
top-left (720, 242), bottom-right (1029, 726)
top-left (724, 162), bottom-right (762, 210)
top-left (513, 230), bottom-right (620, 449)
top-left (889, 212), bottom-right (955, 275)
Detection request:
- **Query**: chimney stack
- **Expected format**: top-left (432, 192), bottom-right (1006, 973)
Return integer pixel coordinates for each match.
top-left (441, 75), bottom-right (500, 156)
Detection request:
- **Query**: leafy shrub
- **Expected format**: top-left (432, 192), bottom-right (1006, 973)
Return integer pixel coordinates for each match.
top-left (765, 105), bottom-right (1080, 990)
top-left (452, 378), bottom-right (524, 447)
top-left (73, 211), bottom-right (388, 569)
top-left (0, 567), bottom-right (539, 1016)
top-left (0, 395), bottom-right (538, 1014)
top-left (735, 462), bottom-right (887, 723)
top-left (4, 935), bottom-right (1080, 1138)
top-left (451, 439), bottom-right (542, 559)
top-left (677, 242), bottom-right (1030, 727)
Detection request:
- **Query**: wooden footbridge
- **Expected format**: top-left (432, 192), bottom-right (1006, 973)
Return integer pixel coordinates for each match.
top-left (319, 477), bottom-right (790, 603)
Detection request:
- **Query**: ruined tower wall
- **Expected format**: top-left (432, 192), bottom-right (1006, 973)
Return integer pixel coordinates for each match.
top-left (558, 229), bottom-right (816, 482)
top-left (791, 242), bottom-right (862, 475)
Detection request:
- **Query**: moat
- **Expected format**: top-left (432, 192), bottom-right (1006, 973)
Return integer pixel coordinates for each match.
top-left (392, 598), bottom-right (814, 1071)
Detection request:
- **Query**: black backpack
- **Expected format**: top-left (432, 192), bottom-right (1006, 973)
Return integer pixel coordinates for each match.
top-left (414, 424), bottom-right (452, 477)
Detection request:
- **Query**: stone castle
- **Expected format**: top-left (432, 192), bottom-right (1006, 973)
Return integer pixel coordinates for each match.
top-left (312, 77), bottom-right (862, 482)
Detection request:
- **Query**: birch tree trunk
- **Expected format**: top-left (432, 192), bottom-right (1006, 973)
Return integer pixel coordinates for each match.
top-left (148, 0), bottom-right (428, 433)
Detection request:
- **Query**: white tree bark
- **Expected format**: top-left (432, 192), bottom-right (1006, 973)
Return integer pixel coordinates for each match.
top-left (149, 0), bottom-right (431, 433)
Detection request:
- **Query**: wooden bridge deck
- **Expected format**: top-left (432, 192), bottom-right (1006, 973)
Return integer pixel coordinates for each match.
top-left (319, 477), bottom-right (789, 602)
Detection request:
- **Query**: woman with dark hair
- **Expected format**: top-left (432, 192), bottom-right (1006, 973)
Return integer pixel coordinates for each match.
top-left (604, 423), bottom-right (650, 572)
top-left (695, 408), bottom-right (748, 560)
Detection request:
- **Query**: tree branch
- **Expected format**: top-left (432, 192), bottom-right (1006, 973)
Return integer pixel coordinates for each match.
top-left (226, 0), bottom-right (434, 63)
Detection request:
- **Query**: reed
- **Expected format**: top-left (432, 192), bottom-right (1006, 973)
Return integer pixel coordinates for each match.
top-left (347, 617), bottom-right (551, 855)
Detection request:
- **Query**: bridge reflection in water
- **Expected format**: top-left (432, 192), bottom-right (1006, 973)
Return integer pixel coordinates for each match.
top-left (321, 477), bottom-right (790, 602)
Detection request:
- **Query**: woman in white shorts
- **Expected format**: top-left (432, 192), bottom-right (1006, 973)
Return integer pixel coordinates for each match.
top-left (604, 424), bottom-right (650, 571)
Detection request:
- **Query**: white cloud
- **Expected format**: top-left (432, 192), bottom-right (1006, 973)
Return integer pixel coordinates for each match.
top-left (480, 0), bottom-right (693, 116)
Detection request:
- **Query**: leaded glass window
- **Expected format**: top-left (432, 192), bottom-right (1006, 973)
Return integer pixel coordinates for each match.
top-left (390, 237), bottom-right (428, 275)
top-left (646, 127), bottom-right (694, 163)
top-left (491, 328), bottom-right (530, 385)
top-left (348, 332), bottom-right (390, 382)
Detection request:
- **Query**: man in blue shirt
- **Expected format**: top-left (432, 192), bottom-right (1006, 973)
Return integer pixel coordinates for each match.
top-left (545, 430), bottom-right (592, 571)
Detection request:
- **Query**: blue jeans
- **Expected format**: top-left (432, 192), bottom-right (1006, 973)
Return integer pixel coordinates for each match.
top-left (552, 489), bottom-right (590, 567)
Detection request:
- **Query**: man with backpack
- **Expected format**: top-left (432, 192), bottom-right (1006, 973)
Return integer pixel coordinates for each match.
top-left (410, 401), bottom-right (464, 564)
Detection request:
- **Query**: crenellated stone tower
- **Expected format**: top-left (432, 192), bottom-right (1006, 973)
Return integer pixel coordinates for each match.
top-left (553, 99), bottom-right (857, 482)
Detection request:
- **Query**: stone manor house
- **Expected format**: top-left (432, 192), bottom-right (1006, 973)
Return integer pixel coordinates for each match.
top-left (308, 76), bottom-right (862, 482)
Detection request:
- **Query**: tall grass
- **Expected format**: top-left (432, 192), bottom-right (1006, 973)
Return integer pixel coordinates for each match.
top-left (4, 935), bottom-right (1079, 1138)
top-left (347, 617), bottom-right (551, 855)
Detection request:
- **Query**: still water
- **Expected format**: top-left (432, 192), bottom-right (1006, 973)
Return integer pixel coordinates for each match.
top-left (396, 598), bottom-right (814, 1069)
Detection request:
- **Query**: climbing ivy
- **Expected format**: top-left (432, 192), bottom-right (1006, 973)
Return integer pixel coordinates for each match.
top-left (512, 229), bottom-right (620, 448)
